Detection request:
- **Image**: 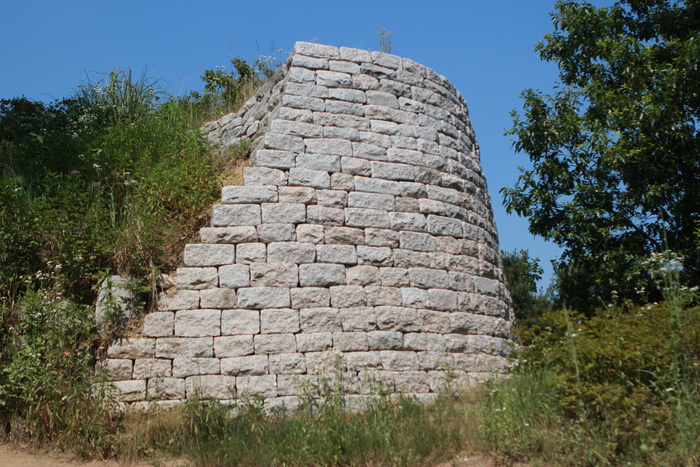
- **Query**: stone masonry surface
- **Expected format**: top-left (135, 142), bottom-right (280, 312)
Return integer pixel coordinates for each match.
top-left (103, 42), bottom-right (514, 410)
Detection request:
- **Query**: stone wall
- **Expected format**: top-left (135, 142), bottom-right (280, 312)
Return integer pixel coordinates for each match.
top-left (102, 42), bottom-right (513, 410)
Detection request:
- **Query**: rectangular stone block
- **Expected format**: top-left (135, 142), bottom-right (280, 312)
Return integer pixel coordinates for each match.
top-left (418, 352), bottom-right (455, 371)
top-left (346, 265), bottom-right (380, 286)
top-left (297, 153), bottom-right (341, 173)
top-left (353, 176), bottom-right (401, 195)
top-left (389, 212), bottom-right (427, 232)
top-left (333, 332), bottom-right (369, 352)
top-left (329, 285), bottom-right (367, 307)
top-left (341, 156), bottom-right (372, 176)
top-left (370, 119), bottom-right (399, 135)
top-left (331, 172), bottom-right (355, 191)
top-left (221, 309), bottom-right (260, 335)
top-left (345, 208), bottom-right (391, 229)
top-left (186, 375), bottom-right (236, 400)
top-left (393, 249), bottom-right (431, 268)
top-left (236, 375), bottom-right (277, 398)
top-left (261, 203), bottom-right (306, 224)
top-left (219, 264), bottom-right (250, 288)
top-left (316, 244), bottom-right (357, 264)
top-left (215, 335), bottom-right (254, 357)
top-left (236, 243), bottom-right (267, 264)
top-left (404, 333), bottom-right (447, 352)
top-left (324, 226), bottom-right (364, 245)
top-left (304, 138), bottom-right (353, 156)
top-left (392, 371), bottom-right (430, 393)
top-left (263, 132), bottom-right (304, 153)
top-left (254, 334), bottom-right (297, 354)
top-left (243, 167), bottom-right (287, 186)
top-left (380, 350), bottom-right (419, 371)
top-left (269, 353), bottom-right (307, 374)
top-left (221, 185), bottom-right (278, 204)
top-left (257, 223), bottom-right (296, 243)
top-left (427, 185), bottom-right (461, 205)
top-left (408, 268), bottom-right (449, 289)
top-left (299, 263), bottom-right (346, 286)
top-left (270, 118), bottom-right (324, 137)
top-left (345, 351), bottom-right (382, 371)
top-left (313, 112), bottom-right (370, 131)
top-left (285, 82), bottom-right (329, 98)
top-left (221, 355), bottom-right (269, 376)
top-left (133, 358), bottom-right (172, 379)
top-left (289, 287), bottom-right (328, 308)
top-left (364, 228), bottom-right (399, 247)
top-left (401, 287), bottom-right (429, 308)
top-left (175, 309), bottom-right (221, 337)
top-left (107, 338), bottom-right (155, 359)
top-left (237, 287), bottom-right (291, 309)
top-left (289, 168), bottom-right (331, 188)
top-left (299, 307), bottom-right (343, 332)
top-left (200, 226), bottom-right (258, 244)
top-left (250, 263), bottom-right (299, 287)
top-left (172, 358), bottom-right (220, 377)
top-left (177, 267), bottom-right (218, 290)
top-left (296, 224), bottom-right (324, 244)
top-left (316, 70), bottom-right (351, 88)
top-left (267, 242), bottom-right (316, 263)
top-left (428, 214), bottom-right (463, 237)
top-left (347, 192), bottom-right (395, 211)
top-left (329, 60), bottom-right (361, 74)
top-left (184, 244), bottom-right (235, 267)
top-left (158, 290), bottom-right (200, 311)
top-left (368, 331), bottom-right (403, 350)
top-left (113, 380), bottom-right (146, 402)
top-left (371, 161), bottom-right (414, 181)
top-left (251, 149), bottom-right (295, 169)
top-left (340, 307), bottom-right (377, 332)
top-left (418, 198), bottom-right (446, 215)
top-left (211, 204), bottom-right (262, 227)
top-left (351, 142), bottom-right (388, 161)
top-left (365, 286), bottom-right (402, 306)
top-left (428, 288), bottom-right (459, 312)
top-left (375, 306), bottom-right (420, 332)
top-left (296, 332), bottom-right (333, 352)
top-left (278, 186), bottom-right (317, 204)
top-left (356, 246), bottom-right (393, 266)
top-left (380, 268), bottom-right (409, 287)
top-left (143, 312), bottom-right (174, 337)
top-left (261, 308), bottom-right (300, 334)
top-left (147, 378), bottom-right (185, 400)
top-left (328, 87), bottom-right (366, 103)
top-left (316, 189), bottom-right (348, 208)
top-left (306, 205), bottom-right (345, 226)
top-left (99, 359), bottom-right (132, 380)
top-left (399, 231), bottom-right (437, 252)
top-left (156, 337), bottom-right (213, 358)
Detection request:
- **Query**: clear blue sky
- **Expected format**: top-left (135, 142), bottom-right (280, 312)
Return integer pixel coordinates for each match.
top-left (0, 0), bottom-right (613, 288)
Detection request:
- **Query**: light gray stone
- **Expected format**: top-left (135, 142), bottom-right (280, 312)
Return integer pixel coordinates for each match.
top-left (211, 204), bottom-right (261, 226)
top-left (368, 331), bottom-right (403, 350)
top-left (269, 353), bottom-right (307, 374)
top-left (236, 375), bottom-right (278, 398)
top-left (108, 338), bottom-right (156, 359)
top-left (270, 118), bottom-right (324, 138)
top-left (100, 359), bottom-right (132, 380)
top-left (418, 309), bottom-right (451, 334)
top-left (221, 355), bottom-right (269, 376)
top-left (351, 142), bottom-right (388, 161)
top-left (365, 286), bottom-right (403, 306)
top-left (177, 267), bottom-right (218, 290)
top-left (296, 332), bottom-right (333, 352)
top-left (243, 167), bottom-right (287, 186)
top-left (316, 190), bottom-right (348, 208)
top-left (329, 285), bottom-right (367, 307)
top-left (375, 306), bottom-right (420, 332)
top-left (408, 268), bottom-right (449, 289)
top-left (297, 153), bottom-right (341, 173)
top-left (175, 309), bottom-right (221, 337)
top-left (186, 375), bottom-right (236, 400)
top-left (399, 231), bottom-right (436, 252)
top-left (316, 70), bottom-right (352, 88)
top-left (370, 161), bottom-right (414, 181)
top-left (221, 309), bottom-right (260, 335)
top-left (364, 228), bottom-right (400, 247)
top-left (263, 132), bottom-right (304, 153)
top-left (316, 244), bottom-right (358, 264)
top-left (261, 203), bottom-right (306, 224)
top-left (146, 378), bottom-right (185, 400)
top-left (143, 312), bottom-right (174, 337)
top-left (257, 223), bottom-right (296, 243)
top-left (183, 244), bottom-right (235, 267)
top-left (352, 74), bottom-right (380, 91)
top-left (113, 380), bottom-right (147, 402)
top-left (299, 308), bottom-right (343, 332)
top-left (353, 176), bottom-right (401, 195)
top-left (329, 60), bottom-right (361, 74)
top-left (401, 287), bottom-right (429, 308)
top-left (340, 307), bottom-right (377, 332)
top-left (341, 156), bottom-right (372, 176)
top-left (393, 249), bottom-right (431, 268)
top-left (214, 335), bottom-right (254, 357)
top-left (347, 192), bottom-right (395, 211)
top-left (236, 243), bottom-right (267, 264)
top-left (346, 265), bottom-right (380, 286)
top-left (288, 168), bottom-right (331, 188)
top-left (254, 334), bottom-right (297, 354)
top-left (404, 333), bottom-right (446, 352)
top-left (356, 246), bottom-right (393, 266)
top-left (261, 308), bottom-right (300, 334)
top-left (219, 264), bottom-right (250, 289)
top-left (290, 287), bottom-right (330, 308)
top-left (250, 149), bottom-right (295, 169)
top-left (324, 226), bottom-right (364, 245)
top-left (221, 185), bottom-right (278, 204)
top-left (333, 332), bottom-right (369, 351)
top-left (306, 205), bottom-right (345, 226)
top-left (267, 242), bottom-right (316, 263)
top-left (172, 358), bottom-right (220, 377)
top-left (389, 212), bottom-right (427, 232)
top-left (156, 337), bottom-right (213, 358)
top-left (199, 226), bottom-right (258, 244)
top-left (299, 263), bottom-right (346, 287)
top-left (287, 66), bottom-right (317, 84)
top-left (345, 208), bottom-right (391, 229)
top-left (427, 214), bottom-right (463, 237)
top-left (380, 350), bottom-right (419, 371)
top-left (158, 290), bottom-right (200, 311)
top-left (296, 224), bottom-right (324, 243)
top-left (330, 172), bottom-right (355, 191)
top-left (133, 359), bottom-right (172, 379)
top-left (250, 263), bottom-right (298, 287)
top-left (237, 287), bottom-right (291, 309)
top-left (380, 268), bottom-right (410, 287)
top-left (428, 288), bottom-right (459, 311)
top-left (278, 186), bottom-right (317, 204)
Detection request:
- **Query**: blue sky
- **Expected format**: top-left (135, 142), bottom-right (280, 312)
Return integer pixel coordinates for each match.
top-left (0, 0), bottom-right (613, 288)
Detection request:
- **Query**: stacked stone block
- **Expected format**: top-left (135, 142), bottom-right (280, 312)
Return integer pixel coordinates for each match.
top-left (103, 42), bottom-right (513, 408)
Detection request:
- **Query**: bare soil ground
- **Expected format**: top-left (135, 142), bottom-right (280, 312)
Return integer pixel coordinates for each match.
top-left (0, 443), bottom-right (527, 467)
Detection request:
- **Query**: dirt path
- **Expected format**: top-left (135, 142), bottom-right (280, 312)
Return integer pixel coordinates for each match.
top-left (1, 443), bottom-right (521, 467)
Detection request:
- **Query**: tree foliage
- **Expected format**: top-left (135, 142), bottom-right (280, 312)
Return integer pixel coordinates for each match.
top-left (501, 250), bottom-right (552, 325)
top-left (503, 0), bottom-right (700, 313)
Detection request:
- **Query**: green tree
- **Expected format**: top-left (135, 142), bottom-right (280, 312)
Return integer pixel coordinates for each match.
top-left (502, 250), bottom-right (552, 326)
top-left (502, 0), bottom-right (700, 313)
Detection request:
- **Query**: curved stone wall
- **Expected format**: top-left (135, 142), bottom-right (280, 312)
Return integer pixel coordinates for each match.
top-left (103, 42), bottom-right (513, 409)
